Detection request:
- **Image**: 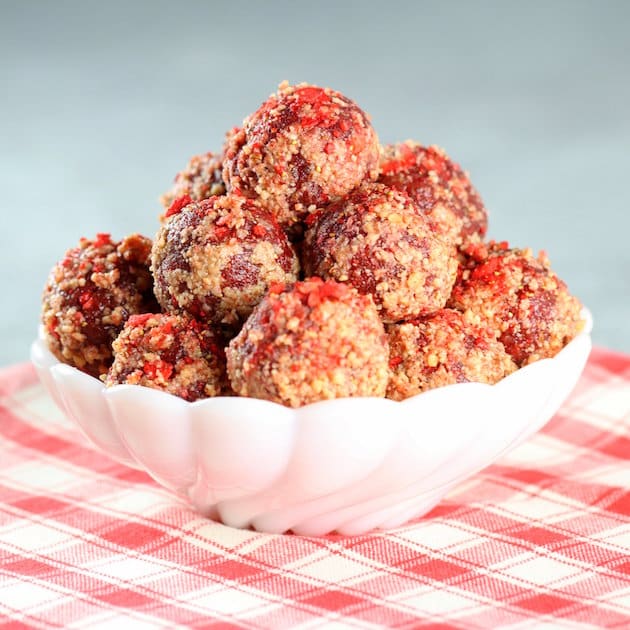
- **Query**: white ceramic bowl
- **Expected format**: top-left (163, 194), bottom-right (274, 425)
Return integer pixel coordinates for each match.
top-left (30, 310), bottom-right (592, 535)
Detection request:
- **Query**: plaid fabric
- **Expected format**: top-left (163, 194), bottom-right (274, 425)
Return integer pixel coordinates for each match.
top-left (1, 348), bottom-right (629, 629)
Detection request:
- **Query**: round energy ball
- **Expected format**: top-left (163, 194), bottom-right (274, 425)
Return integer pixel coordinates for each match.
top-left (105, 313), bottom-right (228, 401)
top-left (151, 193), bottom-right (299, 329)
top-left (160, 151), bottom-right (226, 214)
top-left (379, 142), bottom-right (487, 248)
top-left (226, 278), bottom-right (389, 407)
top-left (223, 82), bottom-right (380, 229)
top-left (386, 308), bottom-right (517, 400)
top-left (41, 233), bottom-right (156, 378)
top-left (302, 182), bottom-right (458, 323)
top-left (160, 151), bottom-right (225, 210)
top-left (448, 241), bottom-right (584, 366)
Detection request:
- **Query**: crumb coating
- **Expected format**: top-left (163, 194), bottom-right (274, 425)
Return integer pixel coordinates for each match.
top-left (303, 182), bottom-right (457, 322)
top-left (448, 242), bottom-right (583, 366)
top-left (226, 278), bottom-right (389, 407)
top-left (41, 233), bottom-right (156, 377)
top-left (160, 151), bottom-right (226, 214)
top-left (105, 313), bottom-right (228, 400)
top-left (379, 142), bottom-right (487, 248)
top-left (223, 82), bottom-right (380, 228)
top-left (386, 308), bottom-right (517, 400)
top-left (151, 194), bottom-right (299, 329)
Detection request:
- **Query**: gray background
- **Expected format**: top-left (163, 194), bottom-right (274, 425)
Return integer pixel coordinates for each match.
top-left (1, 0), bottom-right (628, 367)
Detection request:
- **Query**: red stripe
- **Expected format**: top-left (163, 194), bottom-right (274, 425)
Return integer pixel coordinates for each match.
top-left (590, 346), bottom-right (630, 375)
top-left (0, 402), bottom-right (153, 487)
top-left (0, 620), bottom-right (59, 630)
top-left (0, 363), bottom-right (37, 397)
top-left (3, 558), bottom-right (56, 576)
top-left (299, 589), bottom-right (366, 612)
top-left (12, 496), bottom-right (68, 514)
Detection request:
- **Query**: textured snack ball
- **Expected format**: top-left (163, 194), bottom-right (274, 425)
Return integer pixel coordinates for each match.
top-left (387, 308), bottom-right (517, 400)
top-left (448, 241), bottom-right (583, 366)
top-left (105, 313), bottom-right (228, 401)
top-left (160, 151), bottom-right (226, 214)
top-left (379, 142), bottom-right (487, 248)
top-left (151, 193), bottom-right (299, 330)
top-left (226, 278), bottom-right (389, 407)
top-left (303, 182), bottom-right (458, 322)
top-left (223, 82), bottom-right (380, 229)
top-left (41, 233), bottom-right (156, 378)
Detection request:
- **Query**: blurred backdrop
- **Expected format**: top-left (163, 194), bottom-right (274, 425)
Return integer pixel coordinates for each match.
top-left (1, 0), bottom-right (628, 366)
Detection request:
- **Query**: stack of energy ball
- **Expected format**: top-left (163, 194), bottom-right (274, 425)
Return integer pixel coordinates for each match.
top-left (41, 82), bottom-right (583, 407)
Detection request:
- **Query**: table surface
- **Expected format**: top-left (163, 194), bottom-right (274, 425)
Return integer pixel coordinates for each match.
top-left (1, 347), bottom-right (630, 627)
top-left (1, 0), bottom-right (629, 366)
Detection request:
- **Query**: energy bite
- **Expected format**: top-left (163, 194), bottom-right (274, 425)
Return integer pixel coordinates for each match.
top-left (226, 278), bottom-right (389, 407)
top-left (386, 308), bottom-right (517, 400)
top-left (223, 82), bottom-right (380, 229)
top-left (379, 142), bottom-right (487, 248)
top-left (448, 241), bottom-right (583, 366)
top-left (302, 182), bottom-right (458, 322)
top-left (41, 233), bottom-right (156, 378)
top-left (151, 193), bottom-right (299, 329)
top-left (160, 151), bottom-right (226, 214)
top-left (105, 313), bottom-right (227, 400)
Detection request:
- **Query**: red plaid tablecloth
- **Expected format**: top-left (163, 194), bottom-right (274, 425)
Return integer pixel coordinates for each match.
top-left (1, 348), bottom-right (630, 628)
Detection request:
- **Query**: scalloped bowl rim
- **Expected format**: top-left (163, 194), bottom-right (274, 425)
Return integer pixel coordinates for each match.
top-left (29, 308), bottom-right (593, 535)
